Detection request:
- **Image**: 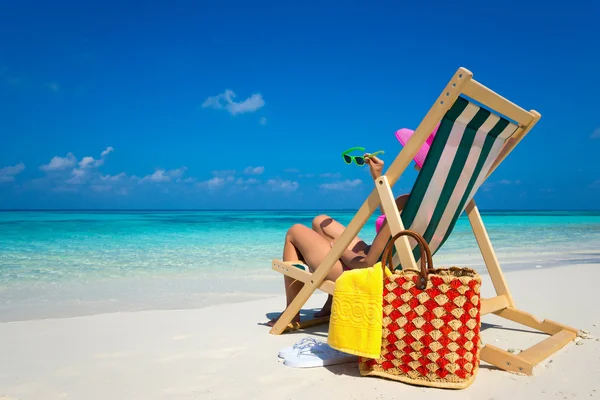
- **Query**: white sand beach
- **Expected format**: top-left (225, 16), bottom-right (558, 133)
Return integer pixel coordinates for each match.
top-left (1, 263), bottom-right (599, 400)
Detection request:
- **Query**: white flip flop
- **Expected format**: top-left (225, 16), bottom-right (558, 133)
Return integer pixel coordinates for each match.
top-left (278, 337), bottom-right (323, 359)
top-left (283, 343), bottom-right (357, 368)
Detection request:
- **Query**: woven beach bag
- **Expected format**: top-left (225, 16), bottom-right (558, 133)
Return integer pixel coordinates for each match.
top-left (359, 230), bottom-right (482, 389)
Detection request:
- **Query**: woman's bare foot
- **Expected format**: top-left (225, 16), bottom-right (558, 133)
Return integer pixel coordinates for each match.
top-left (314, 295), bottom-right (333, 318)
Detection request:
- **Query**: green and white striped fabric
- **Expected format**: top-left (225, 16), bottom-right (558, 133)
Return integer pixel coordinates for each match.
top-left (398, 96), bottom-right (518, 266)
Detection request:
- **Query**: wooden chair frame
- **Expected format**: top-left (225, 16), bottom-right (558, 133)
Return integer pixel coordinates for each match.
top-left (269, 67), bottom-right (578, 375)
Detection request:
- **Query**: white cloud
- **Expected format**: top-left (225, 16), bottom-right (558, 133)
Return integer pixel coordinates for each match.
top-left (0, 162), bottom-right (25, 182)
top-left (320, 172), bottom-right (342, 178)
top-left (591, 128), bottom-right (600, 139)
top-left (167, 167), bottom-right (187, 180)
top-left (28, 147), bottom-right (196, 196)
top-left (40, 153), bottom-right (77, 172)
top-left (65, 168), bottom-right (88, 185)
top-left (244, 166), bottom-right (264, 175)
top-left (55, 146), bottom-right (116, 184)
top-left (299, 173), bottom-right (315, 178)
top-left (29, 147), bottom-right (115, 192)
top-left (101, 147), bottom-right (114, 157)
top-left (100, 173), bottom-right (126, 182)
top-left (202, 89), bottom-right (265, 115)
top-left (197, 177), bottom-right (226, 190)
top-left (259, 117), bottom-right (267, 125)
top-left (78, 156), bottom-right (96, 168)
top-left (140, 170), bottom-right (171, 183)
top-left (267, 178), bottom-right (298, 192)
top-left (320, 179), bottom-right (363, 191)
top-left (78, 147), bottom-right (114, 169)
top-left (139, 167), bottom-right (188, 183)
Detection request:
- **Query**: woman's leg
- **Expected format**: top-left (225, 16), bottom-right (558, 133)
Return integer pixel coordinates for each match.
top-left (267, 223), bottom-right (346, 327)
top-left (310, 214), bottom-right (369, 316)
top-left (311, 214), bottom-right (370, 252)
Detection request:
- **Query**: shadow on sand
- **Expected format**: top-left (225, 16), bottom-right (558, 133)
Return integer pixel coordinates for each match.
top-left (258, 308), bottom-right (330, 338)
top-left (260, 316), bottom-right (549, 376)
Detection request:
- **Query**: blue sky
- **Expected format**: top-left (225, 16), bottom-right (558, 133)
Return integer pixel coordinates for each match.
top-left (1, 0), bottom-right (599, 210)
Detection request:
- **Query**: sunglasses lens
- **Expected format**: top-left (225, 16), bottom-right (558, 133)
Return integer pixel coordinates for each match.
top-left (355, 156), bottom-right (365, 165)
top-left (343, 155), bottom-right (352, 164)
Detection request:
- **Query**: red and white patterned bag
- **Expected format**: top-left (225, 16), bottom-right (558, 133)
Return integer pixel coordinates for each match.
top-left (359, 230), bottom-right (482, 389)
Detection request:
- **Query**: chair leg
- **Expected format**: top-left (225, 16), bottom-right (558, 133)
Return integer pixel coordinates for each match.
top-left (269, 259), bottom-right (335, 335)
top-left (269, 276), bottom-right (327, 335)
top-left (269, 185), bottom-right (379, 334)
top-left (480, 305), bottom-right (578, 375)
top-left (480, 344), bottom-right (535, 375)
top-left (467, 201), bottom-right (579, 374)
top-left (268, 260), bottom-right (333, 333)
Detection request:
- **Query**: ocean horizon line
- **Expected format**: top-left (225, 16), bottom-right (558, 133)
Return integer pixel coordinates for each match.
top-left (1, 208), bottom-right (600, 213)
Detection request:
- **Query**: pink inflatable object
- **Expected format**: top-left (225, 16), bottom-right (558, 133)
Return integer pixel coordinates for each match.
top-left (375, 214), bottom-right (386, 233)
top-left (394, 122), bottom-right (440, 169)
top-left (375, 124), bottom-right (440, 233)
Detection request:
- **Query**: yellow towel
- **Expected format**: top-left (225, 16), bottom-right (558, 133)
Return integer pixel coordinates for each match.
top-left (327, 262), bottom-right (383, 359)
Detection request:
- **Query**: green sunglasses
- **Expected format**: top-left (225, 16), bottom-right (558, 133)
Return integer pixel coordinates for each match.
top-left (341, 147), bottom-right (384, 166)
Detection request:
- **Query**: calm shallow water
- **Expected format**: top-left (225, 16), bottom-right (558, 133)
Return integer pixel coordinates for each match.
top-left (1, 210), bottom-right (599, 321)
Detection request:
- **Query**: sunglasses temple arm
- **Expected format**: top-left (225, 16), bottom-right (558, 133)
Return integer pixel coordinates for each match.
top-left (365, 151), bottom-right (384, 159)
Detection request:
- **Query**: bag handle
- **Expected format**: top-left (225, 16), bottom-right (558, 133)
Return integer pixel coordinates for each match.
top-left (381, 230), bottom-right (433, 290)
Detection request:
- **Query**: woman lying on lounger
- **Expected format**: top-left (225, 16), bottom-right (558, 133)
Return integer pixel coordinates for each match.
top-left (267, 154), bottom-right (409, 327)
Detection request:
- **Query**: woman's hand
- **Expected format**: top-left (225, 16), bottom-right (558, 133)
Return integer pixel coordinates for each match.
top-left (365, 154), bottom-right (384, 181)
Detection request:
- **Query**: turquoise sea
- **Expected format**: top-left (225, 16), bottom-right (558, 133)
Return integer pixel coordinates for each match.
top-left (1, 210), bottom-right (599, 321)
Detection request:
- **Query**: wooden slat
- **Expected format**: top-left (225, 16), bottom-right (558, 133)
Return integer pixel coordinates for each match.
top-left (384, 68), bottom-right (472, 188)
top-left (375, 176), bottom-right (418, 271)
top-left (462, 79), bottom-right (535, 126)
top-left (271, 260), bottom-right (335, 295)
top-left (480, 295), bottom-right (509, 315)
top-left (518, 330), bottom-right (577, 367)
top-left (480, 344), bottom-right (533, 375)
top-left (486, 110), bottom-right (541, 179)
top-left (466, 200), bottom-right (515, 306)
top-left (282, 316), bottom-right (330, 333)
top-left (496, 307), bottom-right (578, 335)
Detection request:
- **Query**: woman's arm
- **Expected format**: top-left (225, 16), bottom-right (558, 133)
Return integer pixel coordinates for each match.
top-left (337, 227), bottom-right (391, 270)
top-left (362, 194), bottom-right (411, 268)
top-left (335, 193), bottom-right (411, 270)
top-left (365, 154), bottom-right (385, 215)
